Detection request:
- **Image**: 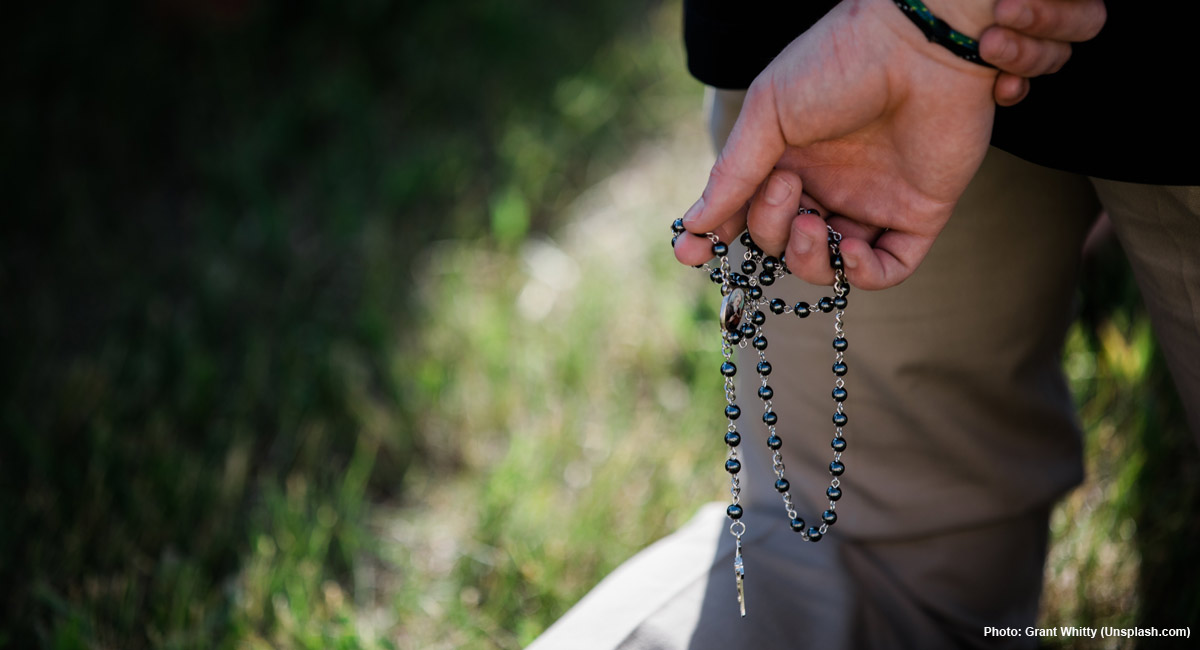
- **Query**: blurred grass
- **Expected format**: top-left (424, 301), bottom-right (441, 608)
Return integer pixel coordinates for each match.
top-left (2, 0), bottom-right (1198, 648)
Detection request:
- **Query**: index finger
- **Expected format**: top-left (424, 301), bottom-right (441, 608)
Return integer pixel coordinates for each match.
top-left (838, 228), bottom-right (937, 290)
top-left (682, 81), bottom-right (787, 236)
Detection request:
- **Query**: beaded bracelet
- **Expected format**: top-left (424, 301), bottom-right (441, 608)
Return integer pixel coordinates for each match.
top-left (892, 0), bottom-right (995, 68)
top-left (672, 213), bottom-right (850, 617)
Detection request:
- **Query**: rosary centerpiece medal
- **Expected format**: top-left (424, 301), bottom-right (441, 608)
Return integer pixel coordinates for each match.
top-left (671, 213), bottom-right (851, 617)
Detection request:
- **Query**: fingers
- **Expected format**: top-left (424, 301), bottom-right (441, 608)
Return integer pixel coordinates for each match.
top-left (682, 81), bottom-right (787, 237)
top-left (785, 212), bottom-right (888, 287)
top-left (994, 0), bottom-right (1106, 42)
top-left (746, 169), bottom-right (804, 257)
top-left (979, 26), bottom-right (1073, 77)
top-left (673, 203), bottom-right (749, 266)
top-left (992, 73), bottom-right (1031, 106)
top-left (838, 228), bottom-right (936, 290)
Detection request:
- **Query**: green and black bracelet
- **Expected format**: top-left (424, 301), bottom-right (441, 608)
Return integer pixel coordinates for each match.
top-left (892, 0), bottom-right (995, 68)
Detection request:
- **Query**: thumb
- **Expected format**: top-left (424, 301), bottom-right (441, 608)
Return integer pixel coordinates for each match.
top-left (683, 81), bottom-right (787, 236)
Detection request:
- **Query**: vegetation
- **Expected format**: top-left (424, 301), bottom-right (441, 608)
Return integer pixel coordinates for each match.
top-left (2, 1), bottom-right (1195, 648)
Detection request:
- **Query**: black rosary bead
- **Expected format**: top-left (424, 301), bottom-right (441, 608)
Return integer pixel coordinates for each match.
top-left (725, 431), bottom-right (742, 447)
top-left (790, 517), bottom-right (806, 532)
top-left (725, 404), bottom-right (742, 420)
top-left (709, 269), bottom-right (724, 284)
top-left (758, 385), bottom-right (774, 400)
top-left (807, 527), bottom-right (823, 542)
top-left (671, 235), bottom-right (679, 248)
top-left (735, 274), bottom-right (751, 289)
top-left (830, 253), bottom-right (844, 270)
top-left (818, 297), bottom-right (834, 312)
top-left (740, 231), bottom-right (755, 247)
top-left (748, 286), bottom-right (764, 300)
top-left (751, 310), bottom-right (766, 326)
top-left (832, 412), bottom-right (848, 426)
top-left (829, 461), bottom-right (845, 476)
top-left (762, 411), bottom-right (778, 426)
top-left (752, 336), bottom-right (768, 351)
top-left (822, 509), bottom-right (837, 525)
top-left (794, 301), bottom-right (811, 318)
top-left (757, 361), bottom-right (772, 376)
top-left (672, 218), bottom-right (686, 234)
top-left (774, 478), bottom-right (790, 493)
top-left (766, 435), bottom-right (782, 450)
top-left (721, 361), bottom-right (737, 377)
top-left (720, 283), bottom-right (734, 296)
top-left (741, 260), bottom-right (757, 275)
top-left (769, 298), bottom-right (786, 314)
top-left (833, 295), bottom-right (848, 310)
top-left (827, 486), bottom-right (842, 501)
top-left (762, 256), bottom-right (779, 272)
top-left (739, 322), bottom-right (756, 338)
top-left (758, 271), bottom-right (775, 286)
top-left (833, 337), bottom-right (848, 352)
top-left (712, 242), bottom-right (729, 257)
top-left (831, 437), bottom-right (847, 452)
top-left (725, 459), bottom-right (742, 474)
top-left (725, 330), bottom-right (742, 345)
top-left (832, 362), bottom-right (847, 376)
top-left (727, 504), bottom-right (744, 520)
top-left (832, 387), bottom-right (848, 402)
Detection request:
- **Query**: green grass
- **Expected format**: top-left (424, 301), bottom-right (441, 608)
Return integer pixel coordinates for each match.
top-left (2, 0), bottom-right (1197, 648)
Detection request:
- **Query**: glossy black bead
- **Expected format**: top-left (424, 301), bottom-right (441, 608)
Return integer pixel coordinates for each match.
top-left (725, 431), bottom-right (742, 447)
top-left (822, 509), bottom-right (837, 525)
top-left (833, 295), bottom-right (848, 309)
top-left (762, 411), bottom-right (778, 426)
top-left (832, 412), bottom-right (848, 426)
top-left (749, 244), bottom-right (764, 258)
top-left (827, 486), bottom-right (842, 501)
top-left (727, 504), bottom-right (744, 520)
top-left (774, 478), bottom-right (790, 493)
top-left (725, 404), bottom-right (742, 420)
top-left (832, 362), bottom-right (847, 376)
top-left (758, 271), bottom-right (775, 286)
top-left (752, 336), bottom-right (768, 351)
top-left (739, 322), bottom-right (756, 338)
top-left (832, 387), bottom-right (848, 402)
top-left (720, 283), bottom-right (733, 296)
top-left (671, 218), bottom-right (686, 234)
top-left (725, 330), bottom-right (742, 345)
top-left (671, 235), bottom-right (678, 247)
top-left (831, 437), bottom-right (847, 452)
top-left (725, 459), bottom-right (742, 474)
top-left (757, 385), bottom-right (774, 400)
top-left (740, 231), bottom-right (755, 247)
top-left (767, 298), bottom-right (784, 314)
top-left (735, 273), bottom-right (751, 289)
top-left (709, 269), bottom-right (724, 284)
top-left (790, 517), bottom-right (806, 532)
top-left (833, 337), bottom-right (848, 352)
top-left (794, 301), bottom-right (811, 318)
top-left (807, 527), bottom-right (823, 542)
top-left (748, 286), bottom-right (764, 300)
top-left (818, 297), bottom-right (834, 312)
top-left (757, 361), bottom-right (773, 376)
top-left (751, 310), bottom-right (766, 326)
top-left (720, 361), bottom-right (737, 377)
top-left (830, 253), bottom-right (843, 269)
top-left (829, 460), bottom-right (845, 476)
top-left (762, 256), bottom-right (779, 272)
top-left (766, 435), bottom-right (782, 450)
top-left (712, 242), bottom-right (729, 257)
top-left (741, 260), bottom-right (757, 275)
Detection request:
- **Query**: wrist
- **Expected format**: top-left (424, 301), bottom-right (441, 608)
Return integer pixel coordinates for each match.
top-left (886, 0), bottom-right (999, 70)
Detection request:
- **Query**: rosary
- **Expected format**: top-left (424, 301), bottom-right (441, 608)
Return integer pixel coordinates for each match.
top-left (671, 213), bottom-right (849, 617)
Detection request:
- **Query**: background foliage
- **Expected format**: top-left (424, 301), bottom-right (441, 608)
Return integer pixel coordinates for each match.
top-left (1, 0), bottom-right (1196, 648)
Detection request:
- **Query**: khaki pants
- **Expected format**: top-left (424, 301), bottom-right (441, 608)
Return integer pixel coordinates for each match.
top-left (529, 89), bottom-right (1200, 649)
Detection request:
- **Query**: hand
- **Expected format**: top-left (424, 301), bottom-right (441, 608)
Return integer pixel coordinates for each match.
top-left (986, 0), bottom-right (1107, 106)
top-left (674, 0), bottom-right (997, 290)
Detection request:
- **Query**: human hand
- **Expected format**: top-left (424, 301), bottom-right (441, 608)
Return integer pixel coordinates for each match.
top-left (674, 0), bottom-right (998, 290)
top-left (986, 0), bottom-right (1107, 105)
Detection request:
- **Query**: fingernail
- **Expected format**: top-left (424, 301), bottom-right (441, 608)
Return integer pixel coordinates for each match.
top-left (793, 233), bottom-right (812, 255)
top-left (843, 253), bottom-right (858, 270)
top-left (764, 175), bottom-right (793, 206)
top-left (682, 197), bottom-right (704, 225)
top-left (997, 2), bottom-right (1034, 29)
